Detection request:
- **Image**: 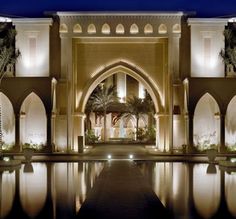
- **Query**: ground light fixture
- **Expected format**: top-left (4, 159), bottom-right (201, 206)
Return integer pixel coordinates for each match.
top-left (107, 154), bottom-right (112, 160)
top-left (129, 154), bottom-right (134, 159)
top-left (3, 157), bottom-right (10, 162)
top-left (230, 158), bottom-right (236, 163)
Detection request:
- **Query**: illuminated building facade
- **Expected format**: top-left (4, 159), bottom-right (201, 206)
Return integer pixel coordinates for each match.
top-left (1, 12), bottom-right (236, 153)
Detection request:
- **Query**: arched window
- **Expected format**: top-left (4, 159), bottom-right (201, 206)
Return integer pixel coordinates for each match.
top-left (20, 92), bottom-right (47, 148)
top-left (193, 93), bottom-right (220, 150)
top-left (0, 92), bottom-right (15, 149)
top-left (73, 24), bottom-right (82, 33)
top-left (59, 23), bottom-right (68, 33)
top-left (172, 24), bottom-right (181, 33)
top-left (101, 23), bottom-right (110, 34)
top-left (144, 24), bottom-right (153, 34)
top-left (116, 24), bottom-right (125, 34)
top-left (225, 96), bottom-right (236, 150)
top-left (87, 24), bottom-right (96, 34)
top-left (158, 24), bottom-right (167, 34)
top-left (130, 23), bottom-right (139, 34)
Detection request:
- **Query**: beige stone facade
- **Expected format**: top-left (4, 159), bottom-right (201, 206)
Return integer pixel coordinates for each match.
top-left (2, 12), bottom-right (236, 153)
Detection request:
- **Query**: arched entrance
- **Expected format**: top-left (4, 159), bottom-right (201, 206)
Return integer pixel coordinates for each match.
top-left (193, 93), bottom-right (220, 151)
top-left (74, 61), bottom-right (166, 151)
top-left (20, 92), bottom-right (47, 149)
top-left (0, 92), bottom-right (15, 150)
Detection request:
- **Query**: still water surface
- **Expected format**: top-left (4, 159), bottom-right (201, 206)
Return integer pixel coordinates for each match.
top-left (0, 162), bottom-right (236, 219)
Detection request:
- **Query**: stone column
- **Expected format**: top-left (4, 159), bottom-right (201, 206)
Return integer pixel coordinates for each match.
top-left (214, 113), bottom-right (221, 152)
top-left (74, 112), bottom-right (86, 152)
top-left (46, 113), bottom-right (52, 152)
top-left (15, 113), bottom-right (20, 152)
top-left (220, 114), bottom-right (226, 152)
top-left (154, 113), bottom-right (165, 152)
top-left (188, 114), bottom-right (194, 153)
top-left (51, 78), bottom-right (57, 152)
top-left (184, 114), bottom-right (189, 146)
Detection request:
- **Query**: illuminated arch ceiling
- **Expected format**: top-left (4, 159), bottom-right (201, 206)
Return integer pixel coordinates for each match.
top-left (79, 62), bottom-right (163, 113)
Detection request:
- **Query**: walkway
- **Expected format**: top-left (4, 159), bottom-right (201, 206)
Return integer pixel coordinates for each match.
top-left (87, 145), bottom-right (148, 157)
top-left (77, 161), bottom-right (172, 219)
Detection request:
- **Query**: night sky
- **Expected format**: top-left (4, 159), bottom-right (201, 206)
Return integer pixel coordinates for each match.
top-left (1, 0), bottom-right (236, 18)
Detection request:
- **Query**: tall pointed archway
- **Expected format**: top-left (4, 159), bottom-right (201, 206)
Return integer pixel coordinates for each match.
top-left (20, 92), bottom-right (47, 149)
top-left (0, 92), bottom-right (15, 150)
top-left (73, 61), bottom-right (167, 151)
top-left (193, 93), bottom-right (220, 151)
top-left (225, 96), bottom-right (236, 151)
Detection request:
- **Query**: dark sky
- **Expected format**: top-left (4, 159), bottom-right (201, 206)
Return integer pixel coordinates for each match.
top-left (1, 0), bottom-right (236, 18)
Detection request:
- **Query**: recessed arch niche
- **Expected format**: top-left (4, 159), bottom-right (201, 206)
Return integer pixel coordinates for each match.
top-left (172, 24), bottom-right (181, 33)
top-left (87, 24), bottom-right (96, 34)
top-left (225, 96), bottom-right (236, 150)
top-left (193, 93), bottom-right (220, 150)
top-left (116, 24), bottom-right (125, 34)
top-left (158, 24), bottom-right (167, 34)
top-left (20, 92), bottom-right (47, 147)
top-left (130, 23), bottom-right (139, 34)
top-left (144, 24), bottom-right (153, 34)
top-left (0, 92), bottom-right (15, 148)
top-left (73, 23), bottom-right (82, 33)
top-left (59, 23), bottom-right (68, 33)
top-left (101, 23), bottom-right (110, 34)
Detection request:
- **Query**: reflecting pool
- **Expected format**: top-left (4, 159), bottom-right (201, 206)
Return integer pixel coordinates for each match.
top-left (137, 162), bottom-right (236, 219)
top-left (0, 161), bottom-right (236, 219)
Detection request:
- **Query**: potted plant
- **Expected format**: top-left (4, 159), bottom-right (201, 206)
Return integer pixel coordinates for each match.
top-left (22, 143), bottom-right (35, 162)
top-left (206, 144), bottom-right (217, 163)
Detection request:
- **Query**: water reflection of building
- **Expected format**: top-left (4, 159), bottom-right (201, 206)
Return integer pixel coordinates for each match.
top-left (0, 162), bottom-right (104, 219)
top-left (2, 13), bottom-right (236, 153)
top-left (0, 162), bottom-right (236, 218)
top-left (137, 162), bottom-right (236, 219)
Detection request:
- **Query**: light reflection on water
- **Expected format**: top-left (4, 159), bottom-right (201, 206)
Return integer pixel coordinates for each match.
top-left (0, 162), bottom-right (104, 219)
top-left (136, 162), bottom-right (236, 219)
top-left (1, 161), bottom-right (236, 219)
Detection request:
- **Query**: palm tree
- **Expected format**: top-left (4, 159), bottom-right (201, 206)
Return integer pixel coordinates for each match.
top-left (90, 84), bottom-right (118, 141)
top-left (85, 87), bottom-right (99, 131)
top-left (125, 92), bottom-right (154, 140)
top-left (220, 28), bottom-right (236, 70)
top-left (125, 95), bottom-right (146, 140)
top-left (0, 23), bottom-right (20, 152)
top-left (143, 90), bottom-right (155, 128)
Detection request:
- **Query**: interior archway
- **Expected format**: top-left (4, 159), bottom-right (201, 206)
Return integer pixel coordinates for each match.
top-left (193, 93), bottom-right (220, 151)
top-left (79, 62), bottom-right (162, 113)
top-left (225, 96), bottom-right (236, 151)
top-left (20, 92), bottom-right (47, 148)
top-left (0, 92), bottom-right (15, 150)
top-left (83, 70), bottom-right (156, 142)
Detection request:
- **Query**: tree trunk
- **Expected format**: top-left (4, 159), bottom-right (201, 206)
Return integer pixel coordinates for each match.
top-left (86, 112), bottom-right (91, 131)
top-left (136, 116), bottom-right (139, 141)
top-left (104, 110), bottom-right (107, 142)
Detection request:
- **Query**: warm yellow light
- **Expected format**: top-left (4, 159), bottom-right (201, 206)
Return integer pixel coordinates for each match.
top-left (101, 23), bottom-right (111, 34)
top-left (3, 157), bottom-right (10, 162)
